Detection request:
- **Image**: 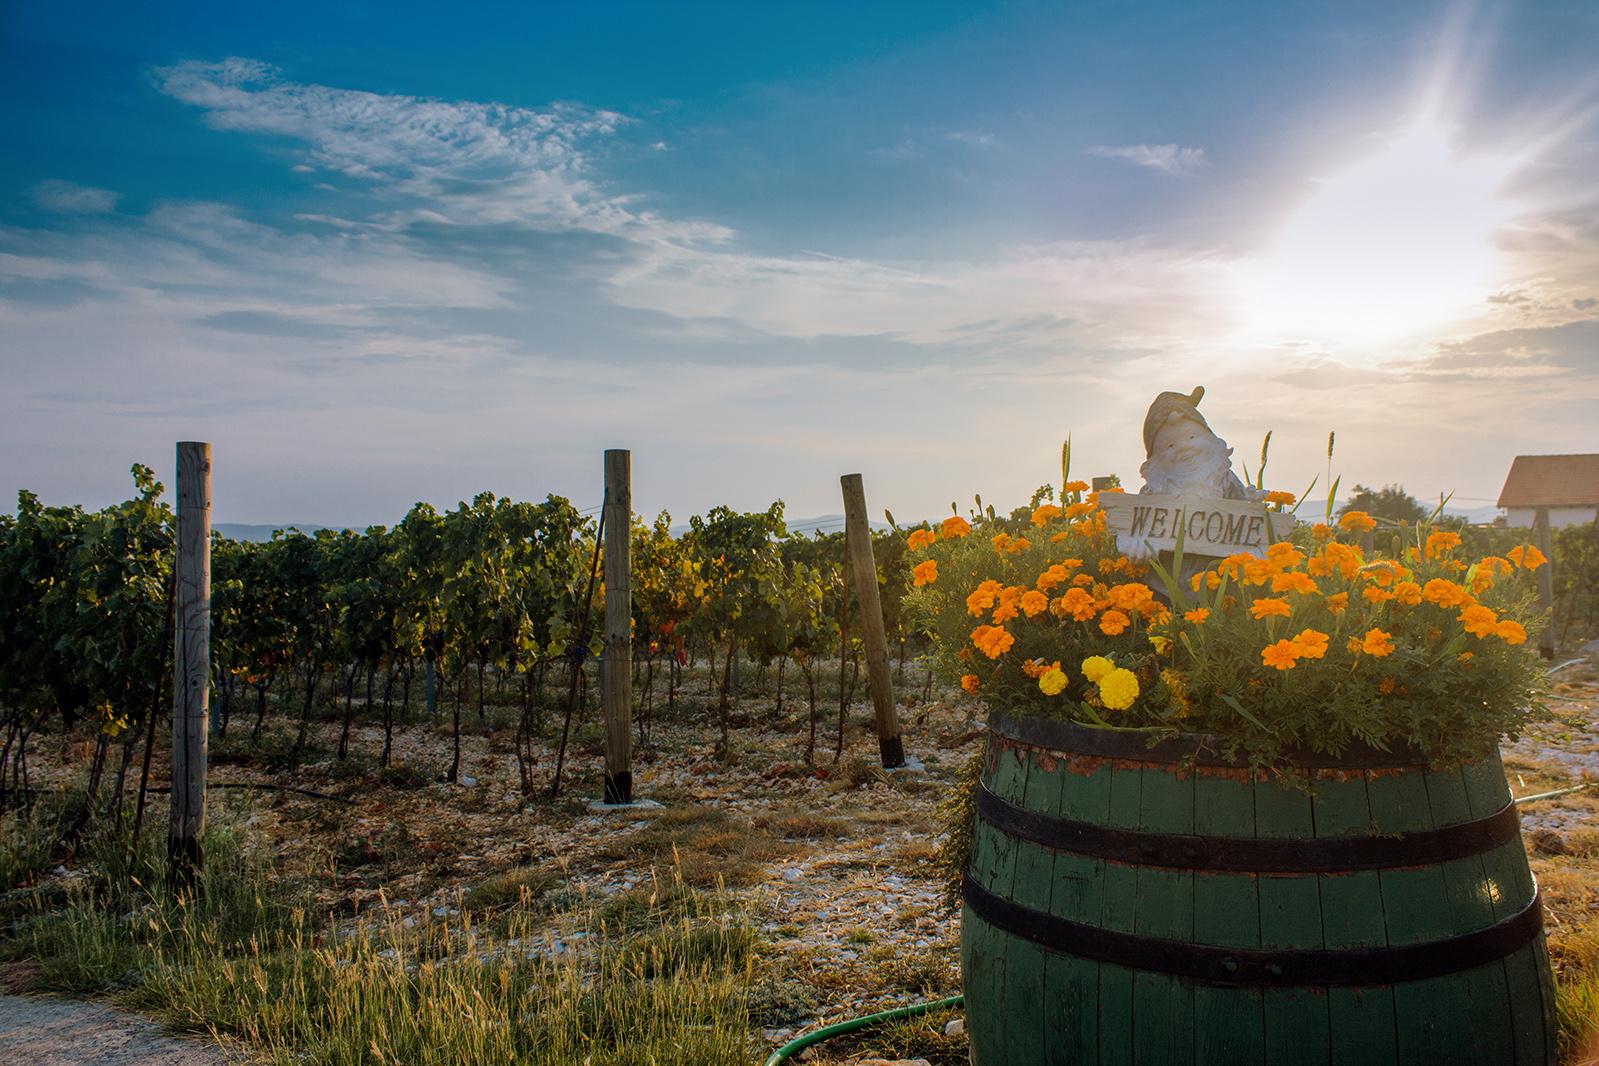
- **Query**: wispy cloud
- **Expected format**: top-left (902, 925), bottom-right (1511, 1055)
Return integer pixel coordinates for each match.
top-left (947, 130), bottom-right (998, 149)
top-left (32, 180), bottom-right (121, 214)
top-left (1087, 142), bottom-right (1207, 176)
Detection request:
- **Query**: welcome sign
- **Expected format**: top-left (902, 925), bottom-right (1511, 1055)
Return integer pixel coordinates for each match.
top-left (1099, 493), bottom-right (1300, 557)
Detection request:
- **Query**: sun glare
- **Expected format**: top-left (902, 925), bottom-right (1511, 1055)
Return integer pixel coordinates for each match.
top-left (1235, 118), bottom-right (1523, 349)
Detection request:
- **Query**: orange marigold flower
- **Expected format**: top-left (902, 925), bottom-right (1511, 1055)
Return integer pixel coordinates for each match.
top-left (1508, 544), bottom-right (1548, 570)
top-left (1424, 530), bottom-right (1462, 559)
top-left (1421, 578), bottom-right (1471, 609)
top-left (1291, 628), bottom-right (1330, 659)
top-left (966, 579), bottom-right (1002, 616)
top-left (1056, 587), bottom-right (1097, 621)
top-left (1307, 553), bottom-right (1333, 578)
top-left (971, 625), bottom-right (1016, 659)
top-left (1495, 619), bottom-right (1527, 645)
top-left (1099, 609), bottom-right (1131, 635)
top-left (1249, 597), bottom-right (1291, 620)
top-left (1394, 581), bottom-right (1423, 606)
top-left (991, 532), bottom-right (1012, 551)
top-left (1063, 480), bottom-right (1089, 494)
top-left (1311, 522), bottom-right (1333, 541)
top-left (1378, 677), bottom-right (1397, 695)
top-left (1363, 586), bottom-right (1394, 604)
top-left (1266, 542), bottom-right (1305, 569)
top-left (1184, 607), bottom-right (1210, 624)
top-left (1261, 640), bottom-right (1300, 670)
top-left (1051, 532), bottom-right (1068, 542)
top-left (1272, 571), bottom-right (1318, 595)
top-left (1072, 572), bottom-right (1095, 587)
top-left (1361, 628), bottom-right (1395, 656)
top-left (1009, 536), bottom-right (1031, 553)
top-left (1326, 591), bottom-right (1349, 613)
top-left (1020, 590), bottom-right (1049, 618)
top-left (991, 602), bottom-right (1019, 624)
top-left (1030, 504), bottom-right (1063, 527)
top-left (1190, 570), bottom-right (1222, 592)
top-left (1459, 604), bottom-right (1498, 638)
top-left (912, 559), bottom-right (938, 587)
top-left (940, 515), bottom-right (972, 539)
top-left (1063, 501), bottom-right (1094, 520)
top-left (960, 673), bottom-right (980, 693)
top-left (1360, 561), bottom-right (1401, 587)
top-left (1264, 490), bottom-right (1297, 506)
top-left (1339, 510), bottom-right (1376, 533)
top-left (1108, 582), bottom-right (1156, 612)
top-left (907, 528), bottom-right (937, 552)
top-left (1242, 560), bottom-right (1274, 586)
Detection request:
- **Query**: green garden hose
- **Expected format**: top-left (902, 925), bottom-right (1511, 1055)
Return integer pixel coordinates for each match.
top-left (761, 994), bottom-right (965, 1066)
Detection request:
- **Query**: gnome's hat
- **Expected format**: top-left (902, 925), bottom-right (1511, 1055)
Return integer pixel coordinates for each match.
top-left (1141, 386), bottom-right (1211, 455)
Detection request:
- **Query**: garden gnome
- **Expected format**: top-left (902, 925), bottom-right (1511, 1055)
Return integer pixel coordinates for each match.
top-left (1138, 386), bottom-right (1265, 501)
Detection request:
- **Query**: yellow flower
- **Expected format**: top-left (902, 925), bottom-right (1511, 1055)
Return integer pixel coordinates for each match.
top-left (1291, 628), bottom-right (1330, 659)
top-left (1495, 620), bottom-right (1527, 645)
top-left (1184, 607), bottom-right (1210, 625)
top-left (1030, 504), bottom-right (1063, 527)
top-left (1339, 510), bottom-right (1376, 533)
top-left (940, 515), bottom-right (972, 539)
top-left (912, 559), bottom-right (938, 587)
top-left (1361, 628), bottom-right (1395, 657)
top-left (1099, 610), bottom-right (1131, 635)
top-left (1098, 668), bottom-right (1140, 710)
top-left (1149, 634), bottom-right (1172, 654)
top-left (1249, 597), bottom-right (1291, 620)
top-left (1020, 589), bottom-right (1049, 618)
top-left (1038, 667), bottom-right (1069, 696)
top-left (1261, 639), bottom-right (1300, 671)
top-left (1458, 604), bottom-right (1498, 638)
top-left (960, 674), bottom-right (980, 693)
top-left (1081, 656), bottom-right (1114, 683)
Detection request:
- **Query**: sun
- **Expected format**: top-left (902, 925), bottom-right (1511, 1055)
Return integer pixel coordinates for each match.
top-left (1234, 118), bottom-right (1524, 350)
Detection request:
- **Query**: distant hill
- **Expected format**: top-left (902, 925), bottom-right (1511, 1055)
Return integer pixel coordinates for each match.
top-left (214, 523), bottom-right (350, 542)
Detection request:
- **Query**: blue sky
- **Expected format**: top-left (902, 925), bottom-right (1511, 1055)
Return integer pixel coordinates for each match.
top-left (3, 2), bottom-right (1597, 524)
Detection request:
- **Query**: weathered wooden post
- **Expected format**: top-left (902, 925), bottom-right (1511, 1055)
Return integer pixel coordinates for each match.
top-left (171, 441), bottom-right (210, 887)
top-left (840, 473), bottom-right (905, 768)
top-left (602, 449), bottom-right (633, 803)
top-left (1533, 505), bottom-right (1556, 660)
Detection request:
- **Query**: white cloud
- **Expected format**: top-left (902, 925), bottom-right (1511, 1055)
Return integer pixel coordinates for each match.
top-left (1087, 143), bottom-right (1208, 176)
top-left (32, 180), bottom-right (121, 214)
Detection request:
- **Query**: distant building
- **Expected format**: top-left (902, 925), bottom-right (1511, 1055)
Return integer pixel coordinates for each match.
top-left (1496, 454), bottom-right (1599, 528)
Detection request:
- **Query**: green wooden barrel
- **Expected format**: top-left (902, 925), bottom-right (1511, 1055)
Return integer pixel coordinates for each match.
top-left (961, 710), bottom-right (1557, 1065)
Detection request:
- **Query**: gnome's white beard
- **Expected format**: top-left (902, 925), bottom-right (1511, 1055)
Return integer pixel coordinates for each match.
top-left (1139, 435), bottom-right (1236, 497)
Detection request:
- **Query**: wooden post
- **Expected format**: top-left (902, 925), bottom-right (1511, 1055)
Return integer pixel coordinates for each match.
top-left (171, 441), bottom-right (210, 886)
top-left (1533, 506), bottom-right (1556, 661)
top-left (840, 473), bottom-right (905, 768)
top-left (602, 449), bottom-right (633, 803)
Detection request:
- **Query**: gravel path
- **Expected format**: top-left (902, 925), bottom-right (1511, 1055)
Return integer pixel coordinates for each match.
top-left (0, 996), bottom-right (230, 1066)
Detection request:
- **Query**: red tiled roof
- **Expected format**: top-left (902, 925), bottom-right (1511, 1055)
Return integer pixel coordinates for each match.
top-left (1497, 454), bottom-right (1599, 508)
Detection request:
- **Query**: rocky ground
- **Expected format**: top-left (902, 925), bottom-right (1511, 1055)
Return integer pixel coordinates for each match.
top-left (7, 648), bottom-right (1599, 1065)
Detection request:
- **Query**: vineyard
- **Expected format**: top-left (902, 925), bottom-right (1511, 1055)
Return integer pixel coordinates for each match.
top-left (4, 459), bottom-right (1599, 1064)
